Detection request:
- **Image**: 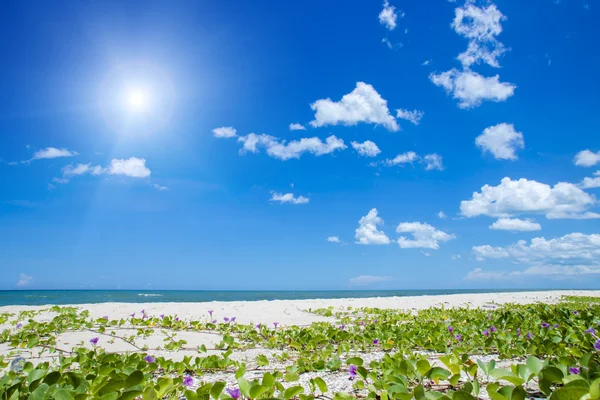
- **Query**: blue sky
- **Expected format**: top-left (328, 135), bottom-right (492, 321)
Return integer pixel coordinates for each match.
top-left (1, 0), bottom-right (599, 290)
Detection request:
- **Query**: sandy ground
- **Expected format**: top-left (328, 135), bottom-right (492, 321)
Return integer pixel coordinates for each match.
top-left (2, 290), bottom-right (598, 396)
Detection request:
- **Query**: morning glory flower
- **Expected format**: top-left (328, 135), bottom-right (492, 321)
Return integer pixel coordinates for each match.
top-left (573, 310), bottom-right (579, 315)
top-left (516, 328), bottom-right (521, 337)
top-left (226, 388), bottom-right (241, 399)
top-left (273, 322), bottom-right (279, 328)
top-left (144, 355), bottom-right (155, 363)
top-left (448, 326), bottom-right (454, 333)
top-left (455, 334), bottom-right (462, 341)
top-left (569, 367), bottom-right (580, 375)
top-left (373, 339), bottom-right (379, 345)
top-left (130, 313), bottom-right (135, 318)
top-left (256, 323), bottom-right (261, 329)
top-left (527, 332), bottom-right (534, 340)
top-left (141, 309), bottom-right (145, 314)
top-left (554, 324), bottom-right (559, 328)
top-left (541, 323), bottom-right (550, 328)
top-left (224, 317), bottom-right (230, 322)
top-left (348, 364), bottom-right (358, 379)
top-left (212, 319), bottom-right (217, 324)
top-left (208, 310), bottom-right (214, 317)
top-left (183, 375), bottom-right (194, 387)
top-left (490, 325), bottom-right (497, 332)
top-left (16, 323), bottom-right (22, 329)
top-left (231, 317), bottom-right (236, 323)
top-left (585, 327), bottom-right (596, 335)
top-left (594, 339), bottom-right (600, 351)
top-left (160, 314), bottom-right (165, 319)
top-left (360, 320), bottom-right (365, 326)
top-left (483, 329), bottom-right (490, 337)
top-left (339, 324), bottom-right (345, 330)
top-left (175, 317), bottom-right (180, 321)
top-left (90, 337), bottom-right (99, 345)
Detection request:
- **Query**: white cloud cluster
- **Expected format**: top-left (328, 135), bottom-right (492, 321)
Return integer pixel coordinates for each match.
top-left (469, 233), bottom-right (600, 278)
top-left (396, 222), bottom-right (455, 249)
top-left (16, 273), bottom-right (32, 287)
top-left (489, 218), bottom-right (541, 231)
top-left (238, 134), bottom-right (347, 161)
top-left (289, 123), bottom-right (306, 131)
top-left (396, 109), bottom-right (424, 125)
top-left (327, 236), bottom-right (341, 243)
top-left (32, 147), bottom-right (78, 161)
top-left (153, 183), bottom-right (168, 191)
top-left (430, 69), bottom-right (515, 109)
top-left (270, 192), bottom-right (309, 205)
top-left (355, 208), bottom-right (391, 245)
top-left (438, 211), bottom-right (447, 219)
top-left (475, 123), bottom-right (524, 160)
top-left (452, 1), bottom-right (507, 68)
top-left (56, 157), bottom-right (152, 183)
top-left (464, 268), bottom-right (507, 281)
top-left (381, 152), bottom-right (444, 171)
top-left (351, 140), bottom-right (381, 157)
top-left (310, 82), bottom-right (399, 131)
top-left (574, 149), bottom-right (600, 167)
top-left (378, 0), bottom-right (398, 30)
top-left (581, 171), bottom-right (600, 189)
top-left (349, 275), bottom-right (393, 286)
top-left (212, 126), bottom-right (237, 138)
top-left (460, 177), bottom-right (599, 219)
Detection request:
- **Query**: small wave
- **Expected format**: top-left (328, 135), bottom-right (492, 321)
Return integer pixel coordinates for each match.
top-left (137, 293), bottom-right (163, 297)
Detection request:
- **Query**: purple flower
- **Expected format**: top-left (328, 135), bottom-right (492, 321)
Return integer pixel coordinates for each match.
top-left (212, 319), bottom-right (217, 324)
top-left (490, 325), bottom-right (497, 333)
top-left (144, 355), bottom-right (155, 363)
top-left (224, 317), bottom-right (230, 322)
top-left (208, 310), bottom-right (214, 317)
top-left (183, 375), bottom-right (194, 387)
top-left (339, 324), bottom-right (345, 330)
top-left (455, 334), bottom-right (462, 341)
top-left (448, 326), bottom-right (454, 333)
top-left (102, 316), bottom-right (108, 320)
top-left (230, 317), bottom-right (236, 323)
top-left (16, 323), bottom-right (22, 329)
top-left (160, 314), bottom-right (164, 319)
top-left (226, 388), bottom-right (241, 399)
top-left (516, 328), bottom-right (521, 337)
top-left (585, 327), bottom-right (596, 335)
top-left (373, 339), bottom-right (379, 345)
top-left (130, 313), bottom-right (135, 318)
top-left (175, 317), bottom-right (180, 322)
top-left (273, 322), bottom-right (279, 328)
top-left (483, 329), bottom-right (490, 337)
top-left (541, 323), bottom-right (550, 328)
top-left (553, 324), bottom-right (559, 328)
top-left (527, 332), bottom-right (534, 340)
top-left (569, 367), bottom-right (580, 375)
top-left (348, 364), bottom-right (358, 379)
top-left (90, 337), bottom-right (99, 345)
top-left (256, 323), bottom-right (261, 329)
top-left (573, 310), bottom-right (579, 315)
top-left (141, 309), bottom-right (145, 315)
top-left (360, 320), bottom-right (365, 326)
top-left (594, 339), bottom-right (600, 351)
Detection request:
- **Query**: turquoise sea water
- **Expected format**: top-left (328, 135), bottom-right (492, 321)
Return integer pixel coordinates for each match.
top-left (0, 289), bottom-right (550, 306)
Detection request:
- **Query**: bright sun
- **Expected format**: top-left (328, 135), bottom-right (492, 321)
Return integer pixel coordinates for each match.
top-left (126, 89), bottom-right (148, 112)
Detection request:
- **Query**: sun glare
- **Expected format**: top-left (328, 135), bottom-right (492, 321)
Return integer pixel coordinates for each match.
top-left (126, 89), bottom-right (148, 112)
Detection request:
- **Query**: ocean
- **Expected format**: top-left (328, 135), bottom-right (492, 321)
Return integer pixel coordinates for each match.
top-left (0, 289), bottom-right (547, 306)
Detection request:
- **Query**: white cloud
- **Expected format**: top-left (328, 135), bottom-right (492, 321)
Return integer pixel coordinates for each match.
top-left (422, 60), bottom-right (431, 66)
top-left (423, 153), bottom-right (444, 171)
top-left (238, 134), bottom-right (346, 160)
top-left (430, 69), bottom-right (516, 109)
top-left (489, 218), bottom-right (541, 231)
top-left (270, 192), bottom-right (309, 205)
top-left (452, 254), bottom-right (461, 260)
top-left (512, 264), bottom-right (600, 277)
top-left (383, 152), bottom-right (419, 166)
top-left (464, 268), bottom-right (507, 281)
top-left (289, 123), bottom-right (306, 131)
top-left (475, 123), bottom-right (524, 160)
top-left (351, 140), bottom-right (381, 157)
top-left (473, 232), bottom-right (600, 265)
top-left (31, 147), bottom-right (78, 161)
top-left (212, 126), bottom-right (237, 138)
top-left (438, 211), bottom-right (447, 219)
top-left (574, 150), bottom-right (600, 167)
top-left (396, 222), bottom-right (455, 249)
top-left (581, 171), bottom-right (600, 189)
top-left (396, 109), bottom-right (424, 125)
top-left (460, 177), bottom-right (599, 219)
top-left (378, 0), bottom-right (398, 30)
top-left (16, 273), bottom-right (32, 287)
top-left (327, 236), bottom-right (341, 243)
top-left (349, 275), bottom-right (393, 286)
top-left (310, 82), bottom-right (399, 131)
top-left (153, 183), bottom-right (168, 191)
top-left (62, 163), bottom-right (104, 178)
top-left (355, 208), bottom-right (391, 245)
top-left (108, 157), bottom-right (151, 178)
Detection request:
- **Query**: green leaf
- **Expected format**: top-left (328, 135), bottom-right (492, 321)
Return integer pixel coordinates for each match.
top-left (250, 385), bottom-right (269, 399)
top-left (477, 359), bottom-right (496, 377)
top-left (284, 386), bottom-right (304, 400)
top-left (541, 366), bottom-right (564, 383)
top-left (210, 382), bottom-right (226, 400)
top-left (590, 378), bottom-right (600, 400)
top-left (53, 389), bottom-right (75, 400)
top-left (549, 387), bottom-right (588, 400)
top-left (262, 372), bottom-right (276, 388)
top-left (426, 367), bottom-right (451, 382)
top-left (417, 360), bottom-right (431, 376)
top-left (118, 390), bottom-right (144, 400)
top-left (313, 377), bottom-right (327, 393)
top-left (346, 357), bottom-right (364, 367)
top-left (526, 356), bottom-right (543, 375)
top-left (125, 371), bottom-right (144, 388)
top-left (185, 390), bottom-right (199, 400)
top-left (27, 369), bottom-right (47, 386)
